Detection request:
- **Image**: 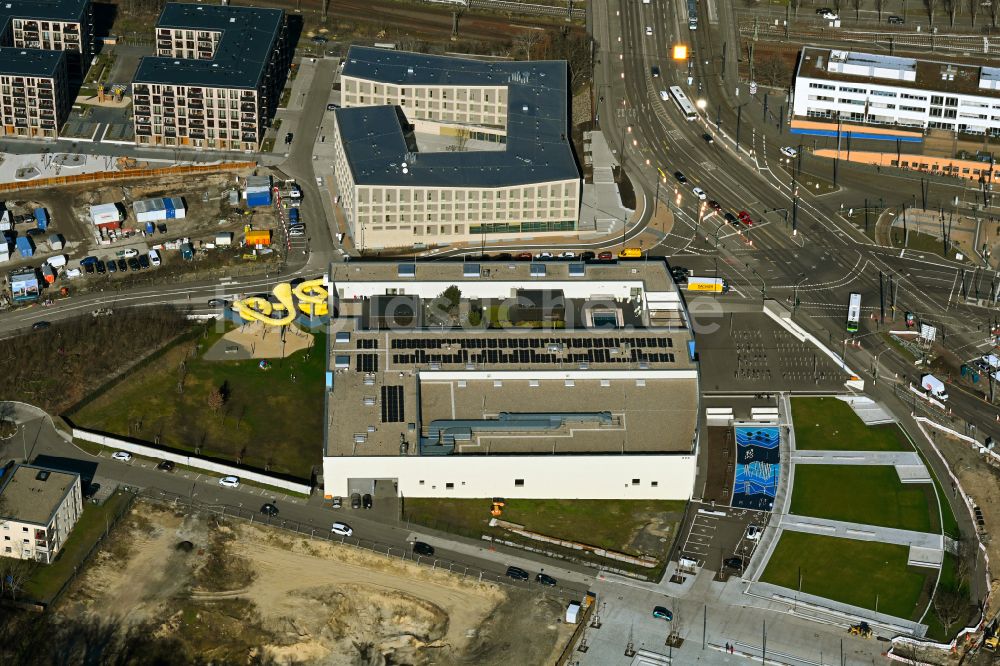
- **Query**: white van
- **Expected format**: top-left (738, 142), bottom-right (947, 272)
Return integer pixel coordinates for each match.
top-left (46, 254), bottom-right (68, 268)
top-left (149, 249), bottom-right (161, 266)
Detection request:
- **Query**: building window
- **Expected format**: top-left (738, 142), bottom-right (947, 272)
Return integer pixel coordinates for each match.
top-left (445, 482), bottom-right (454, 489)
top-left (514, 479), bottom-right (524, 487)
top-left (632, 479), bottom-right (641, 485)
top-left (419, 480), bottom-right (425, 485)
top-left (651, 481), bottom-right (659, 487)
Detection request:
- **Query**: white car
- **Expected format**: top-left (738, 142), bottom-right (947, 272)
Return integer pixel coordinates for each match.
top-left (149, 249), bottom-right (161, 266)
top-left (746, 525), bottom-right (761, 541)
top-left (218, 476), bottom-right (240, 488)
top-left (659, 90), bottom-right (669, 102)
top-left (111, 451), bottom-right (132, 462)
top-left (692, 187), bottom-right (707, 201)
top-left (121, 248), bottom-right (139, 258)
top-left (780, 146), bottom-right (798, 158)
top-left (559, 251), bottom-right (576, 259)
top-left (817, 9), bottom-right (839, 19)
top-left (536, 252), bottom-right (553, 260)
top-left (645, 26), bottom-right (653, 36)
top-left (331, 521), bottom-right (353, 537)
top-left (289, 229), bottom-right (306, 237)
top-left (65, 268), bottom-right (82, 279)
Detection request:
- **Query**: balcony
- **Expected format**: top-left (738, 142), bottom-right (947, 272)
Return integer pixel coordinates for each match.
top-left (136, 116), bottom-right (150, 125)
top-left (189, 129), bottom-right (205, 139)
top-left (41, 120), bottom-right (55, 129)
top-left (134, 105), bottom-right (150, 115)
top-left (64, 24), bottom-right (79, 34)
top-left (188, 89), bottom-right (203, 99)
top-left (240, 102), bottom-right (256, 113)
top-left (189, 119), bottom-right (204, 129)
top-left (240, 113), bottom-right (256, 122)
top-left (188, 100), bottom-right (203, 110)
top-left (135, 126), bottom-right (152, 136)
top-left (242, 132), bottom-right (257, 142)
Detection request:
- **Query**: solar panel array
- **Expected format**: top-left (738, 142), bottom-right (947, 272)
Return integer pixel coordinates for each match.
top-left (381, 385), bottom-right (404, 423)
top-left (356, 353), bottom-right (379, 372)
top-left (383, 336), bottom-right (676, 367)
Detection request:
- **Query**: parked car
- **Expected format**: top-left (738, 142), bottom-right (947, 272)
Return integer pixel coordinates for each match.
top-left (31, 321), bottom-right (51, 330)
top-left (580, 251), bottom-right (596, 261)
top-left (887, 15), bottom-right (904, 24)
top-left (138, 254), bottom-right (150, 269)
top-left (692, 187), bottom-right (707, 200)
top-left (598, 251), bottom-right (614, 260)
top-left (516, 252), bottom-right (533, 260)
top-left (127, 258), bottom-right (140, 271)
top-left (723, 556), bottom-right (745, 570)
top-left (412, 541), bottom-right (435, 556)
top-left (327, 103), bottom-right (339, 111)
top-left (536, 252), bottom-right (553, 260)
top-left (95, 260), bottom-right (106, 274)
top-left (535, 573), bottom-right (557, 586)
top-left (65, 268), bottom-right (81, 279)
top-left (260, 503), bottom-right (279, 517)
top-left (362, 493), bottom-right (373, 509)
top-left (816, 8), bottom-right (839, 19)
top-left (117, 259), bottom-right (128, 272)
top-left (83, 262), bottom-right (96, 274)
top-left (107, 260), bottom-right (117, 274)
top-left (284, 132), bottom-right (294, 145)
top-left (121, 248), bottom-right (139, 258)
top-left (331, 521), bottom-right (353, 537)
top-left (745, 525), bottom-right (761, 541)
top-left (111, 451), bottom-right (132, 462)
top-left (780, 146), bottom-right (798, 158)
top-left (331, 496), bottom-right (342, 509)
top-left (156, 460), bottom-right (175, 472)
top-left (84, 482), bottom-right (101, 499)
top-left (218, 476), bottom-right (240, 488)
top-left (289, 229), bottom-right (306, 237)
top-left (673, 171), bottom-right (687, 184)
top-left (506, 566), bottom-right (530, 581)
top-left (207, 298), bottom-right (228, 307)
top-left (149, 249), bottom-right (161, 266)
top-left (351, 492), bottom-right (362, 509)
top-left (652, 606), bottom-right (674, 621)
top-left (558, 251), bottom-right (576, 259)
top-left (702, 133), bottom-right (714, 144)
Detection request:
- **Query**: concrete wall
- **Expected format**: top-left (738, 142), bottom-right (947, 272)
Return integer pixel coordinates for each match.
top-left (322, 453), bottom-right (696, 499)
top-left (333, 279), bottom-right (646, 301)
top-left (73, 428), bottom-right (311, 495)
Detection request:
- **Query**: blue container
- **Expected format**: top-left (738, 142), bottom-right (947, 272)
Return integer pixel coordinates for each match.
top-left (15, 235), bottom-right (34, 257)
top-left (246, 191), bottom-right (271, 208)
top-left (33, 208), bottom-right (48, 231)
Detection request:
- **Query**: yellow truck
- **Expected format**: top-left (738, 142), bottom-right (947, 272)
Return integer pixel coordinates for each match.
top-left (686, 277), bottom-right (729, 294)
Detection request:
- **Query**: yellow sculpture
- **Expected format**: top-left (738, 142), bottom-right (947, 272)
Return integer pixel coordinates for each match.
top-left (232, 278), bottom-right (329, 326)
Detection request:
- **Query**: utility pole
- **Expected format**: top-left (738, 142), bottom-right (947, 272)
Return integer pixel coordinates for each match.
top-left (736, 105), bottom-right (743, 151)
top-left (879, 271), bottom-right (885, 325)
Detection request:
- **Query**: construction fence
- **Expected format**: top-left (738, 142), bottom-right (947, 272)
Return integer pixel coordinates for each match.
top-left (0, 161), bottom-right (258, 193)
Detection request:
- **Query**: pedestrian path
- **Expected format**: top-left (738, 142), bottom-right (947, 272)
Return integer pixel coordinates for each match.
top-left (789, 450), bottom-right (921, 466)
top-left (778, 515), bottom-right (944, 551)
top-left (835, 395), bottom-right (895, 425)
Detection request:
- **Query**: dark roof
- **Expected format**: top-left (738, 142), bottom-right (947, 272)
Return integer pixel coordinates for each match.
top-left (335, 46), bottom-right (579, 188)
top-left (0, 47), bottom-right (65, 77)
top-left (133, 3), bottom-right (283, 89)
top-left (0, 0), bottom-right (88, 28)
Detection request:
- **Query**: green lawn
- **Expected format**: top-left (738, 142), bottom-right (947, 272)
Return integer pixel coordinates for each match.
top-left (791, 465), bottom-right (936, 533)
top-left (23, 491), bottom-right (133, 603)
top-left (760, 532), bottom-right (930, 620)
top-left (72, 326), bottom-right (325, 479)
top-left (791, 397), bottom-right (912, 451)
top-left (404, 497), bottom-right (687, 557)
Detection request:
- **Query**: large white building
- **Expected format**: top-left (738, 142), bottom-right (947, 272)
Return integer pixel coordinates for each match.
top-left (793, 47), bottom-right (1000, 137)
top-left (331, 47), bottom-right (581, 251)
top-left (0, 464), bottom-right (82, 563)
top-left (322, 260), bottom-right (700, 501)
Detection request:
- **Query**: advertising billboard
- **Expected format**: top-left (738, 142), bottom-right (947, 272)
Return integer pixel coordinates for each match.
top-left (11, 272), bottom-right (40, 302)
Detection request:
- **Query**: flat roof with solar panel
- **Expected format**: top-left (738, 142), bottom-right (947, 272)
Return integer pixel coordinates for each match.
top-left (325, 260), bottom-right (698, 460)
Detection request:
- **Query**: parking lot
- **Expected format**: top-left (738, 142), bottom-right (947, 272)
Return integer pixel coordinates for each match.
top-left (676, 502), bottom-right (769, 577)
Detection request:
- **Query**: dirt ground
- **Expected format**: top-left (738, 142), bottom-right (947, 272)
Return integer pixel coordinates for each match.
top-left (60, 502), bottom-right (574, 665)
top-left (207, 322), bottom-right (315, 360)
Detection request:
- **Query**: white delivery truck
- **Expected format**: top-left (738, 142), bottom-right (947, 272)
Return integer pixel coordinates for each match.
top-left (920, 374), bottom-right (949, 401)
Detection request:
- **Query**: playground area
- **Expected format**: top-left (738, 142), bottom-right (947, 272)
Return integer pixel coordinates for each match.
top-left (204, 322), bottom-right (315, 361)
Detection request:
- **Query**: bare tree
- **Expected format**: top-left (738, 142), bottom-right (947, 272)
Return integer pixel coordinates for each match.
top-left (207, 387), bottom-right (224, 413)
top-left (758, 56), bottom-right (790, 87)
top-left (0, 558), bottom-right (36, 600)
top-left (790, 0), bottom-right (801, 16)
top-left (853, 0), bottom-right (865, 19)
top-left (932, 587), bottom-right (967, 635)
top-left (926, 0), bottom-right (939, 23)
top-left (514, 30), bottom-right (542, 60)
top-left (833, 0), bottom-right (845, 14)
top-left (944, 0), bottom-right (959, 24)
top-left (969, 0), bottom-right (979, 25)
top-left (992, 0), bottom-right (999, 27)
top-left (875, 0), bottom-right (886, 20)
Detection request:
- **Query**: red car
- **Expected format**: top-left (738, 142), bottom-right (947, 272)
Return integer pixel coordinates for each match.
top-left (738, 210), bottom-right (753, 226)
top-left (516, 252), bottom-right (533, 260)
top-left (598, 251), bottom-right (613, 260)
top-left (708, 200), bottom-right (723, 212)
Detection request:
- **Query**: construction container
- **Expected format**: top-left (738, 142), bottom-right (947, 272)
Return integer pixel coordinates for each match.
top-left (48, 234), bottom-right (64, 251)
top-left (133, 196), bottom-right (186, 223)
top-left (15, 235), bottom-right (34, 257)
top-left (246, 188), bottom-right (271, 207)
top-left (0, 241), bottom-right (10, 262)
top-left (46, 254), bottom-right (67, 268)
top-left (41, 263), bottom-right (56, 284)
top-left (33, 208), bottom-right (48, 231)
top-left (89, 203), bottom-right (123, 228)
top-left (215, 232), bottom-right (234, 246)
top-left (245, 229), bottom-right (271, 246)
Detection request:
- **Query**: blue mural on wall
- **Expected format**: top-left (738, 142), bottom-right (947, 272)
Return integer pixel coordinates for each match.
top-left (732, 425), bottom-right (780, 510)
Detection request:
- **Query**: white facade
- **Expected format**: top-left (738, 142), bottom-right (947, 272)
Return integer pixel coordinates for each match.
top-left (89, 203), bottom-right (121, 226)
top-left (794, 48), bottom-right (1000, 136)
top-left (323, 453), bottom-right (696, 500)
top-left (0, 467), bottom-right (82, 564)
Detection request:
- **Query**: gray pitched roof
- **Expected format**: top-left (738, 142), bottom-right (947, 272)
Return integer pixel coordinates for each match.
top-left (133, 3), bottom-right (283, 90)
top-left (336, 46), bottom-right (579, 188)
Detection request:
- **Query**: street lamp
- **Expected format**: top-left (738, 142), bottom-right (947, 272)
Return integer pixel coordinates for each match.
top-left (792, 273), bottom-right (807, 315)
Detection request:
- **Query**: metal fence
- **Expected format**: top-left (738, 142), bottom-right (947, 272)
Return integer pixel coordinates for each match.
top-left (141, 488), bottom-right (580, 601)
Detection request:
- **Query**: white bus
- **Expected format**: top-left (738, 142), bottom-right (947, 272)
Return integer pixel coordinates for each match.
top-left (847, 292), bottom-right (861, 333)
top-left (669, 86), bottom-right (697, 121)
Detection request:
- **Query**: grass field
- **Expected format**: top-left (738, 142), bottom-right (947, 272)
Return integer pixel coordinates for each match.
top-left (403, 497), bottom-right (687, 558)
top-left (24, 491), bottom-right (133, 602)
top-left (760, 531), bottom-right (930, 620)
top-left (791, 397), bottom-right (911, 451)
top-left (790, 465), bottom-right (936, 533)
top-left (72, 325), bottom-right (325, 479)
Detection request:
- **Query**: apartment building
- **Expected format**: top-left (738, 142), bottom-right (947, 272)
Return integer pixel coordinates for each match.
top-left (0, 464), bottom-right (83, 564)
top-left (0, 0), bottom-right (93, 74)
top-left (794, 47), bottom-right (1000, 137)
top-left (0, 49), bottom-right (70, 138)
top-left (332, 46), bottom-right (581, 251)
top-left (323, 260), bottom-right (699, 500)
top-left (132, 3), bottom-right (291, 151)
